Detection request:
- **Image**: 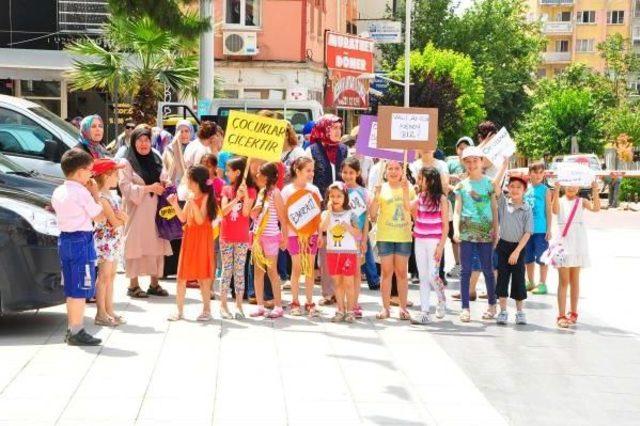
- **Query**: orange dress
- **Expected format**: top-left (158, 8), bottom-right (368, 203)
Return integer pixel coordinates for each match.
top-left (177, 196), bottom-right (214, 280)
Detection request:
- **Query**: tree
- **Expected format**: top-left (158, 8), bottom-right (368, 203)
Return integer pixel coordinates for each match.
top-left (602, 106), bottom-right (640, 147)
top-left (66, 16), bottom-right (199, 124)
top-left (381, 43), bottom-right (485, 152)
top-left (108, 0), bottom-right (209, 40)
top-left (597, 33), bottom-right (640, 103)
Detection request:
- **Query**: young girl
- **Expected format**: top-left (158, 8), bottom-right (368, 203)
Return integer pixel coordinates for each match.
top-left (219, 157), bottom-right (256, 319)
top-left (453, 147), bottom-right (498, 323)
top-left (93, 159), bottom-right (127, 327)
top-left (167, 165), bottom-right (218, 321)
top-left (200, 153), bottom-right (225, 206)
top-left (281, 156), bottom-right (323, 317)
top-left (250, 162), bottom-right (288, 318)
top-left (341, 158), bottom-right (369, 318)
top-left (552, 180), bottom-right (600, 328)
top-left (370, 160), bottom-right (415, 320)
top-left (410, 166), bottom-right (449, 324)
top-left (320, 182), bottom-right (361, 322)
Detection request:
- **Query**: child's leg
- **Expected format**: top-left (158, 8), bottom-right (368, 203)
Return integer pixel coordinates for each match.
top-left (219, 242), bottom-right (234, 311)
top-left (512, 249), bottom-right (527, 311)
top-left (539, 264), bottom-right (549, 285)
top-left (526, 262), bottom-right (535, 285)
top-left (233, 244), bottom-right (249, 309)
top-left (459, 242), bottom-right (473, 309)
top-left (304, 254), bottom-right (317, 305)
top-left (379, 255), bottom-right (394, 311)
top-left (557, 267), bottom-right (570, 316)
top-left (495, 242), bottom-right (510, 311)
top-left (175, 280), bottom-right (187, 315)
top-left (414, 239), bottom-right (432, 313)
top-left (253, 264), bottom-right (266, 307)
top-left (101, 261), bottom-right (116, 317)
top-left (394, 254), bottom-right (409, 310)
top-left (344, 275), bottom-right (355, 312)
top-left (569, 267), bottom-right (580, 314)
top-left (265, 256), bottom-right (281, 307)
top-left (290, 254), bottom-right (302, 304)
top-left (334, 275), bottom-right (345, 313)
top-left (95, 263), bottom-right (108, 319)
top-left (354, 265), bottom-right (362, 305)
top-left (66, 297), bottom-right (86, 332)
top-left (199, 279), bottom-right (212, 314)
top-left (477, 242), bottom-right (497, 309)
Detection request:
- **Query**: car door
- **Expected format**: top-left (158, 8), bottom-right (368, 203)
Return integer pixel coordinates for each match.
top-left (0, 107), bottom-right (63, 177)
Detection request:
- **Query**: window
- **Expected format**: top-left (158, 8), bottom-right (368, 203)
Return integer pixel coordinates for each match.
top-left (576, 39), bottom-right (595, 52)
top-left (576, 11), bottom-right (596, 23)
top-left (556, 11), bottom-right (571, 22)
top-left (225, 0), bottom-right (261, 26)
top-left (555, 40), bottom-right (569, 52)
top-left (0, 108), bottom-right (54, 157)
top-left (607, 10), bottom-right (625, 24)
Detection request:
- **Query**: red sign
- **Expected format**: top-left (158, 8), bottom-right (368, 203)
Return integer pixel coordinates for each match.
top-left (325, 31), bottom-right (374, 110)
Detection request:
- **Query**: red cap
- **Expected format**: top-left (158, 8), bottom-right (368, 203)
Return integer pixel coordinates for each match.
top-left (91, 158), bottom-right (124, 176)
top-left (508, 175), bottom-right (528, 189)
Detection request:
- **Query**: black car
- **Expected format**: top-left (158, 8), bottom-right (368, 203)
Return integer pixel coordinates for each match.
top-left (0, 154), bottom-right (65, 313)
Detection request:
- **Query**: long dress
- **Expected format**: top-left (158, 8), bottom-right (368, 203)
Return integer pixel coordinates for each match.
top-left (177, 196), bottom-right (214, 281)
top-left (557, 196), bottom-right (590, 268)
top-left (118, 159), bottom-right (172, 278)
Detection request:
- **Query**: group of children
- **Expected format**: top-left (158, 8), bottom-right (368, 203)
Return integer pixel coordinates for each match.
top-left (53, 135), bottom-right (600, 345)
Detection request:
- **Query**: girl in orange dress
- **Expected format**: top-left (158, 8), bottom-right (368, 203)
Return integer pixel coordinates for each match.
top-left (167, 165), bottom-right (218, 321)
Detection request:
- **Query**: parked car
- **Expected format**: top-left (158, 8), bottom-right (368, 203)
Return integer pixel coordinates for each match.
top-left (0, 95), bottom-right (80, 178)
top-left (0, 153), bottom-right (64, 313)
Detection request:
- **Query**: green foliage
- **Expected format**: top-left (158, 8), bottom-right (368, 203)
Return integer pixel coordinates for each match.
top-left (620, 177), bottom-right (640, 201)
top-left (602, 106), bottom-right (640, 146)
top-left (597, 33), bottom-right (640, 103)
top-left (382, 44), bottom-right (485, 152)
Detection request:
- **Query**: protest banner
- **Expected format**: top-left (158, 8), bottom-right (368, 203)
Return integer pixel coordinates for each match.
top-left (355, 115), bottom-right (416, 162)
top-left (376, 106), bottom-right (438, 151)
top-left (481, 127), bottom-right (516, 166)
top-left (556, 162), bottom-right (596, 187)
top-left (286, 190), bottom-right (322, 232)
top-left (222, 110), bottom-right (287, 163)
top-left (348, 189), bottom-right (367, 218)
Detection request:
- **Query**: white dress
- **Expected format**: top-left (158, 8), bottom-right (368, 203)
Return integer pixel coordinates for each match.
top-left (557, 197), bottom-right (590, 268)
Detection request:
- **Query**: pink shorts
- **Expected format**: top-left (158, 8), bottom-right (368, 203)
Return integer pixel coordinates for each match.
top-left (260, 234), bottom-right (281, 257)
top-left (287, 234), bottom-right (319, 256)
top-left (327, 253), bottom-right (357, 277)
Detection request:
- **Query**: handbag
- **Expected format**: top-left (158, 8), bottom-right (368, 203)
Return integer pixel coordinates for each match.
top-left (156, 185), bottom-right (184, 240)
top-left (540, 198), bottom-right (580, 267)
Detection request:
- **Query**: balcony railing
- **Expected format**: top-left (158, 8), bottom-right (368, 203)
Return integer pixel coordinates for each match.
top-left (543, 21), bottom-right (573, 33)
top-left (543, 52), bottom-right (571, 63)
top-left (58, 0), bottom-right (109, 34)
top-left (540, 0), bottom-right (573, 5)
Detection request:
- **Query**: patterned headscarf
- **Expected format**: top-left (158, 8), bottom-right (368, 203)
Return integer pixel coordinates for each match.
top-left (79, 114), bottom-right (108, 159)
top-left (309, 114), bottom-right (343, 164)
top-left (174, 119), bottom-right (195, 142)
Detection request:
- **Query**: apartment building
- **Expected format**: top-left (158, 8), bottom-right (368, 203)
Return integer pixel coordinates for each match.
top-left (528, 0), bottom-right (631, 78)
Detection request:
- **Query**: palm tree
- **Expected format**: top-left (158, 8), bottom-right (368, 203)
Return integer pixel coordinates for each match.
top-left (66, 15), bottom-right (200, 124)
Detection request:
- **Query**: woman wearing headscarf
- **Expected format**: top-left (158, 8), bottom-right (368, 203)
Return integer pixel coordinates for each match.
top-left (76, 114), bottom-right (109, 159)
top-left (161, 119), bottom-right (194, 187)
top-left (119, 126), bottom-right (172, 298)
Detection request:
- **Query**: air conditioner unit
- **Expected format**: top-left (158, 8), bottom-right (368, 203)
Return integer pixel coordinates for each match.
top-left (222, 31), bottom-right (259, 56)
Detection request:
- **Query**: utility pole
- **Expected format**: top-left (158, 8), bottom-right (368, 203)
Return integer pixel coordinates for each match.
top-left (404, 0), bottom-right (412, 107)
top-left (199, 0), bottom-right (214, 115)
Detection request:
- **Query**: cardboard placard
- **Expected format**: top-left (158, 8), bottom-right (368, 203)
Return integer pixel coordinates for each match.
top-left (376, 106), bottom-right (438, 151)
top-left (287, 191), bottom-right (322, 231)
top-left (348, 190), bottom-right (367, 218)
top-left (222, 110), bottom-right (287, 162)
top-left (355, 115), bottom-right (416, 162)
top-left (556, 163), bottom-right (596, 187)
top-left (481, 127), bottom-right (516, 166)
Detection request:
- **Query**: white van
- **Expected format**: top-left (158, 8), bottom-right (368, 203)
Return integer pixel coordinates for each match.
top-left (0, 95), bottom-right (80, 178)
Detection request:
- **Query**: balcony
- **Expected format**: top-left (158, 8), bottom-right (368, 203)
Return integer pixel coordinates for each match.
top-left (543, 21), bottom-right (573, 34)
top-left (540, 0), bottom-right (573, 5)
top-left (58, 0), bottom-right (109, 34)
top-left (543, 51), bottom-right (571, 63)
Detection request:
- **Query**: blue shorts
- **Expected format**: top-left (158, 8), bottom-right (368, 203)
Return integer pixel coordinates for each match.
top-left (525, 233), bottom-right (549, 265)
top-left (377, 241), bottom-right (412, 257)
top-left (59, 231), bottom-right (97, 299)
top-left (471, 245), bottom-right (498, 271)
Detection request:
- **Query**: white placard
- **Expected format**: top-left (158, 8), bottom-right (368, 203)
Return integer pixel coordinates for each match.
top-left (556, 163), bottom-right (595, 187)
top-left (390, 113), bottom-right (429, 141)
top-left (287, 192), bottom-right (321, 230)
top-left (481, 127), bottom-right (516, 166)
top-left (348, 190), bottom-right (367, 217)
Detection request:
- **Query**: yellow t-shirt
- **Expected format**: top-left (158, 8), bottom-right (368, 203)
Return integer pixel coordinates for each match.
top-left (375, 183), bottom-right (415, 243)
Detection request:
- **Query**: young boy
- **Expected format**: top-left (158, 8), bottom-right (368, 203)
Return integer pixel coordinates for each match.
top-left (493, 164), bottom-right (533, 325)
top-left (524, 161), bottom-right (552, 294)
top-left (52, 149), bottom-right (105, 346)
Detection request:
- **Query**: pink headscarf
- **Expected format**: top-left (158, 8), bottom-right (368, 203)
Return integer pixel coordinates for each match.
top-left (309, 114), bottom-right (342, 164)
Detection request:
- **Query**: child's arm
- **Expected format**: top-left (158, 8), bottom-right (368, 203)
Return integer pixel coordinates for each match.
top-left (369, 184), bottom-right (382, 222)
top-left (453, 193), bottom-right (462, 242)
top-left (251, 189), bottom-right (265, 220)
top-left (492, 157), bottom-right (510, 195)
top-left (361, 217), bottom-right (370, 254)
top-left (583, 180), bottom-right (601, 212)
top-left (401, 175), bottom-right (412, 213)
top-left (490, 192), bottom-right (499, 246)
top-left (545, 187), bottom-right (553, 240)
top-left (551, 182), bottom-right (560, 215)
top-left (167, 194), bottom-right (187, 223)
top-left (241, 183), bottom-right (254, 217)
top-left (100, 198), bottom-right (124, 228)
top-left (220, 194), bottom-right (239, 216)
top-left (410, 198), bottom-right (419, 220)
top-left (349, 215), bottom-right (362, 240)
top-left (436, 195), bottom-right (449, 262)
top-left (319, 210), bottom-right (331, 233)
top-left (509, 232), bottom-right (531, 265)
top-left (273, 189), bottom-right (289, 243)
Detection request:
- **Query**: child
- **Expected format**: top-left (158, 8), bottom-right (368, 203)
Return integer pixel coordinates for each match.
top-left (250, 162), bottom-right (288, 318)
top-left (410, 166), bottom-right (449, 324)
top-left (92, 159), bottom-right (127, 327)
top-left (492, 160), bottom-right (533, 325)
top-left (320, 182), bottom-right (361, 322)
top-left (453, 147), bottom-right (498, 323)
top-left (219, 157), bottom-right (256, 319)
top-left (524, 161), bottom-right (552, 294)
top-left (341, 157), bottom-right (370, 318)
top-left (552, 180), bottom-right (600, 328)
top-left (167, 165), bottom-right (218, 321)
top-left (51, 149), bottom-right (105, 346)
top-left (281, 156), bottom-right (322, 317)
top-left (370, 160), bottom-right (416, 320)
top-left (200, 153), bottom-right (225, 206)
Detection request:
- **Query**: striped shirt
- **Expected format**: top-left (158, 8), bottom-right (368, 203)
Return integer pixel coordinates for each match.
top-left (259, 190), bottom-right (280, 237)
top-left (413, 195), bottom-right (443, 240)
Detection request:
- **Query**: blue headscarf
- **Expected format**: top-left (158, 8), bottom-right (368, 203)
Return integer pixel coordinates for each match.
top-left (79, 114), bottom-right (108, 159)
top-left (175, 119), bottom-right (195, 142)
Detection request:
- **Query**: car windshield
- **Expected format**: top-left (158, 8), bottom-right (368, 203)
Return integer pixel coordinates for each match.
top-left (28, 106), bottom-right (80, 144)
top-left (0, 152), bottom-right (30, 174)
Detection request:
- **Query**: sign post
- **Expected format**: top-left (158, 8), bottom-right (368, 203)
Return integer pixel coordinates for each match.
top-left (376, 106), bottom-right (439, 152)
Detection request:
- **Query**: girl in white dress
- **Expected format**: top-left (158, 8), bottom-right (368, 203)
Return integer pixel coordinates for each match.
top-left (552, 181), bottom-right (601, 328)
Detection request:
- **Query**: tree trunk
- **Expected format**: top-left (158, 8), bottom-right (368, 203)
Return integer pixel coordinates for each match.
top-left (132, 80), bottom-right (160, 125)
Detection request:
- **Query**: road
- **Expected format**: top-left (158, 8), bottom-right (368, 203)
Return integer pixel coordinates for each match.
top-left (0, 209), bottom-right (638, 425)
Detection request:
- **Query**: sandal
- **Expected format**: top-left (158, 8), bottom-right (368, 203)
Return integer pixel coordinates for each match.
top-left (147, 284), bottom-right (169, 297)
top-left (220, 309), bottom-right (233, 319)
top-left (557, 315), bottom-right (570, 329)
top-left (459, 309), bottom-right (471, 323)
top-left (319, 296), bottom-right (337, 306)
top-left (113, 314), bottom-right (127, 325)
top-left (290, 301), bottom-right (302, 316)
top-left (566, 312), bottom-right (578, 325)
top-left (305, 303), bottom-right (320, 318)
top-left (197, 312), bottom-right (212, 322)
top-left (376, 308), bottom-right (390, 320)
top-left (399, 309), bottom-right (411, 321)
top-left (167, 312), bottom-right (183, 321)
top-left (94, 316), bottom-right (118, 327)
top-left (482, 307), bottom-right (497, 320)
top-left (345, 312), bottom-right (356, 323)
top-left (234, 311), bottom-right (246, 320)
top-left (127, 286), bottom-right (149, 299)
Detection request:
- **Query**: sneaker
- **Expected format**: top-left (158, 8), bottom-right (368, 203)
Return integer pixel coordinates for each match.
top-left (344, 312), bottom-right (356, 323)
top-left (411, 312), bottom-right (431, 325)
top-left (526, 281), bottom-right (536, 291)
top-left (532, 283), bottom-right (548, 295)
top-left (331, 311), bottom-right (345, 322)
top-left (266, 306), bottom-right (284, 319)
top-left (435, 302), bottom-right (446, 319)
top-left (515, 311), bottom-right (527, 325)
top-left (282, 280), bottom-right (292, 290)
top-left (446, 264), bottom-right (461, 279)
top-left (496, 310), bottom-right (509, 325)
top-left (66, 329), bottom-right (101, 346)
top-left (353, 304), bottom-right (363, 319)
top-left (459, 309), bottom-right (471, 323)
top-left (250, 307), bottom-right (267, 318)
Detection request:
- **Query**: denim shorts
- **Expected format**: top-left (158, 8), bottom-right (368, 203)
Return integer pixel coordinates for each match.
top-left (377, 241), bottom-right (412, 257)
top-left (525, 233), bottom-right (549, 265)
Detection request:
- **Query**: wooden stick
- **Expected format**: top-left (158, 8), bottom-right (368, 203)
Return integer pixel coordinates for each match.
top-left (403, 150), bottom-right (408, 176)
top-left (242, 157), bottom-right (251, 182)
